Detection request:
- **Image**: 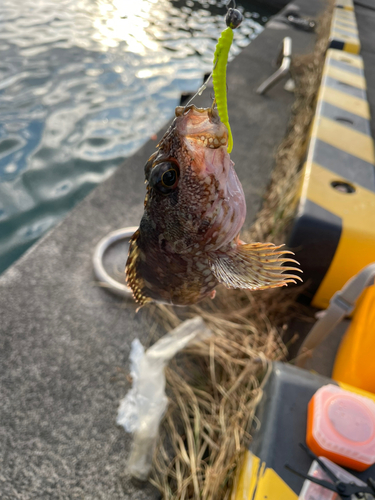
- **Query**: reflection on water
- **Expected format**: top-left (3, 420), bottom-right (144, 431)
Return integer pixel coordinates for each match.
top-left (0, 0), bottom-right (274, 274)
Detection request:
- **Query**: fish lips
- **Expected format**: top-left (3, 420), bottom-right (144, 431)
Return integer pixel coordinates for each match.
top-left (176, 105), bottom-right (228, 157)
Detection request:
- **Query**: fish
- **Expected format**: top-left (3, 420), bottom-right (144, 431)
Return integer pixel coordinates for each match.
top-left (126, 104), bottom-right (301, 307)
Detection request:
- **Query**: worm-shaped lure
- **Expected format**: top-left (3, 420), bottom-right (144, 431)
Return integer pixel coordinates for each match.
top-left (212, 26), bottom-right (234, 153)
top-left (212, 6), bottom-right (242, 153)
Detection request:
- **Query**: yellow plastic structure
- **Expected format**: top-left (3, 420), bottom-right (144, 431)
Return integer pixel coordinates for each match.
top-left (231, 451), bottom-right (297, 500)
top-left (333, 285), bottom-right (375, 393)
top-left (287, 49), bottom-right (375, 310)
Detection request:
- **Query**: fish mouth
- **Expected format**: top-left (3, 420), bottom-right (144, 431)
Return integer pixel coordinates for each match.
top-left (175, 104), bottom-right (228, 149)
top-left (175, 104), bottom-right (213, 118)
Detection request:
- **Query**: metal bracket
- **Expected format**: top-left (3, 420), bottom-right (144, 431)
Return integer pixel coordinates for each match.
top-left (256, 37), bottom-right (292, 95)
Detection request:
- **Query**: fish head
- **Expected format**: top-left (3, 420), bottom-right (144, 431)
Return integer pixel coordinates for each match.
top-left (143, 104), bottom-right (246, 254)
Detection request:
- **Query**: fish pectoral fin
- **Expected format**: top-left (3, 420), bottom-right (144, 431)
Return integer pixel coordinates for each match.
top-left (209, 242), bottom-right (302, 290)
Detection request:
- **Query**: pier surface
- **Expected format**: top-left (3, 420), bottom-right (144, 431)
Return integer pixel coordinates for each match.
top-left (3, 0), bottom-right (372, 497)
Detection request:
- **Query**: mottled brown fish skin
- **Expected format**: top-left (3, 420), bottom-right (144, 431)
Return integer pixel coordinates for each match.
top-left (126, 105), bottom-right (301, 307)
top-left (127, 106), bottom-right (224, 306)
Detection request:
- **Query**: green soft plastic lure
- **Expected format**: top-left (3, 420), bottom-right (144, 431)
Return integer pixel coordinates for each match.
top-left (212, 6), bottom-right (243, 153)
top-left (212, 26), bottom-right (234, 153)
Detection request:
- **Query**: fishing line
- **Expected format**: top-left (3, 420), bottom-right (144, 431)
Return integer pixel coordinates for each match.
top-left (183, 70), bottom-right (214, 111)
top-left (226, 0), bottom-right (236, 10)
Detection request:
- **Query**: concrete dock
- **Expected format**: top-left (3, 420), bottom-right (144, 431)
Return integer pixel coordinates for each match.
top-left (2, 0), bottom-right (375, 497)
top-left (287, 0), bottom-right (375, 373)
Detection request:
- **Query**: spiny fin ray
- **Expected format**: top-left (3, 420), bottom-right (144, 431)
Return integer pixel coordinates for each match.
top-left (209, 242), bottom-right (302, 290)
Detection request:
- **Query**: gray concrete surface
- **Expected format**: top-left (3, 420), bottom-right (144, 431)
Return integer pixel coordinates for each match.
top-left (0, 1), bottom-right (328, 498)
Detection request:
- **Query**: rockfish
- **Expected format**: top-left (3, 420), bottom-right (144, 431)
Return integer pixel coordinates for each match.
top-left (126, 105), bottom-right (301, 307)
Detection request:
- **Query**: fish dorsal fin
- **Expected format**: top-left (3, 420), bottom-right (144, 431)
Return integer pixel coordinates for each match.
top-left (209, 242), bottom-right (302, 290)
top-left (125, 229), bottom-right (152, 309)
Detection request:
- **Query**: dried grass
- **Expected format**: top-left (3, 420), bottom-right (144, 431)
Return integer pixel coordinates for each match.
top-left (148, 287), bottom-right (298, 499)
top-left (147, 4), bottom-right (334, 498)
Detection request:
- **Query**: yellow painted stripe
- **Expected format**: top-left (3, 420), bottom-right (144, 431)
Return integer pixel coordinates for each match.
top-left (333, 22), bottom-right (358, 34)
top-left (335, 0), bottom-right (353, 6)
top-left (318, 86), bottom-right (370, 119)
top-left (334, 9), bottom-right (355, 18)
top-left (231, 451), bottom-right (298, 500)
top-left (333, 12), bottom-right (357, 24)
top-left (333, 15), bottom-right (357, 25)
top-left (334, 14), bottom-right (355, 22)
top-left (313, 116), bottom-right (374, 164)
top-left (327, 49), bottom-right (363, 69)
top-left (304, 164), bottom-right (375, 309)
top-left (333, 18), bottom-right (357, 29)
top-left (343, 41), bottom-right (361, 55)
top-left (334, 13), bottom-right (356, 24)
top-left (335, 0), bottom-right (354, 10)
top-left (337, 5), bottom-right (354, 12)
top-left (325, 64), bottom-right (366, 89)
top-left (331, 31), bottom-right (359, 43)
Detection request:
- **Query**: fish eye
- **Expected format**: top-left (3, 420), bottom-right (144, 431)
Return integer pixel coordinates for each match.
top-left (149, 161), bottom-right (180, 194)
top-left (161, 169), bottom-right (177, 187)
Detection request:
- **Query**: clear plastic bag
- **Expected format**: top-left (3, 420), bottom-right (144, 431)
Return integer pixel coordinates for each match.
top-left (117, 317), bottom-right (212, 480)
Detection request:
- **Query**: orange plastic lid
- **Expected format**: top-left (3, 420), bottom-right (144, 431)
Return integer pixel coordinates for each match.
top-left (306, 384), bottom-right (375, 471)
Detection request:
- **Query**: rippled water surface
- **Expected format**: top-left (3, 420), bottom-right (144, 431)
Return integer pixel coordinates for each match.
top-left (0, 0), bottom-right (275, 274)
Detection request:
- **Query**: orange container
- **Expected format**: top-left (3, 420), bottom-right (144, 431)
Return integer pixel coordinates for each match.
top-left (333, 285), bottom-right (375, 393)
top-left (306, 384), bottom-right (375, 471)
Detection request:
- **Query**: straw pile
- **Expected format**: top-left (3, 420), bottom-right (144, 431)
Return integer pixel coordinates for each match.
top-left (148, 287), bottom-right (299, 499)
top-left (144, 4), bottom-right (334, 498)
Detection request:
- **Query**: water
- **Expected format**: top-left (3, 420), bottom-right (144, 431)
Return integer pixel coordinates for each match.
top-left (0, 0), bottom-right (276, 275)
